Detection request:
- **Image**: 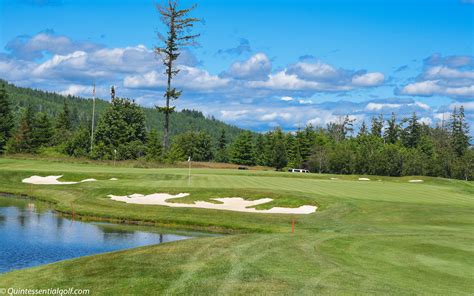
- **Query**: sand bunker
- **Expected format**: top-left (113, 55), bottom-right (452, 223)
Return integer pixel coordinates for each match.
top-left (109, 193), bottom-right (317, 214)
top-left (358, 178), bottom-right (371, 181)
top-left (330, 177), bottom-right (339, 180)
top-left (109, 178), bottom-right (118, 181)
top-left (22, 175), bottom-right (97, 185)
top-left (409, 179), bottom-right (424, 183)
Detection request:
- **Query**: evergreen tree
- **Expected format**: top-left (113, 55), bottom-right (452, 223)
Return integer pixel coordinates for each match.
top-left (155, 1), bottom-right (201, 152)
top-left (286, 133), bottom-right (303, 168)
top-left (0, 84), bottom-right (13, 152)
top-left (56, 99), bottom-right (72, 131)
top-left (7, 105), bottom-right (34, 153)
top-left (271, 128), bottom-right (287, 170)
top-left (371, 114), bottom-right (383, 138)
top-left (146, 129), bottom-right (162, 160)
top-left (215, 129), bottom-right (228, 162)
top-left (254, 133), bottom-right (266, 166)
top-left (401, 113), bottom-right (421, 148)
top-left (299, 126), bottom-right (315, 162)
top-left (93, 98), bottom-right (147, 160)
top-left (450, 106), bottom-right (470, 156)
top-left (31, 112), bottom-right (53, 149)
top-left (384, 113), bottom-right (399, 144)
top-left (52, 99), bottom-right (73, 145)
top-left (230, 131), bottom-right (255, 166)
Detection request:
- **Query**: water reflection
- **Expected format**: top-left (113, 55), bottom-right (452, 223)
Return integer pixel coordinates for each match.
top-left (0, 196), bottom-right (192, 273)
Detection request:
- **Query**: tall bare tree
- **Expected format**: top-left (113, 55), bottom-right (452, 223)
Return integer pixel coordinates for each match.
top-left (155, 0), bottom-right (200, 153)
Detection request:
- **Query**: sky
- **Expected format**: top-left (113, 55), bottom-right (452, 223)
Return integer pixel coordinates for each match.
top-left (0, 0), bottom-right (473, 132)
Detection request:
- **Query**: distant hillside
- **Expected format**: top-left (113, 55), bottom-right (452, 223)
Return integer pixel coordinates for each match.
top-left (1, 80), bottom-right (244, 141)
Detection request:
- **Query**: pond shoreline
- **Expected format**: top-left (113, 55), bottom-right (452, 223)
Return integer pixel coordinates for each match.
top-left (0, 195), bottom-right (200, 273)
top-left (0, 191), bottom-right (248, 235)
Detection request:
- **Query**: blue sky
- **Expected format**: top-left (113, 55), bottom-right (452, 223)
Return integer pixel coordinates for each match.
top-left (0, 0), bottom-right (473, 132)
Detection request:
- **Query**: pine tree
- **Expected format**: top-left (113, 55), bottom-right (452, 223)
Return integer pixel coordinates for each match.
top-left (254, 133), bottom-right (266, 166)
top-left (371, 114), bottom-right (383, 138)
top-left (146, 129), bottom-right (162, 160)
top-left (155, 0), bottom-right (201, 153)
top-left (402, 112), bottom-right (421, 148)
top-left (215, 129), bottom-right (228, 162)
top-left (0, 84), bottom-right (13, 152)
top-left (450, 106), bottom-right (470, 156)
top-left (286, 133), bottom-right (303, 168)
top-left (384, 112), bottom-right (399, 144)
top-left (271, 128), bottom-right (287, 170)
top-left (93, 98), bottom-right (147, 160)
top-left (56, 99), bottom-right (72, 131)
top-left (8, 105), bottom-right (34, 153)
top-left (31, 112), bottom-right (53, 149)
top-left (230, 131), bottom-right (255, 166)
top-left (52, 99), bottom-right (73, 145)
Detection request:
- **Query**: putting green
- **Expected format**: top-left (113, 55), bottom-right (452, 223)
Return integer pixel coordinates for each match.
top-left (0, 158), bottom-right (472, 295)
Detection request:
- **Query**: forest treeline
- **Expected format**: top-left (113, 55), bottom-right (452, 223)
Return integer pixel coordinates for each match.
top-left (0, 80), bottom-right (243, 141)
top-left (0, 83), bottom-right (472, 180)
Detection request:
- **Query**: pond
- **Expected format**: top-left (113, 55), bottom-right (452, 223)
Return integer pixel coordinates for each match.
top-left (0, 195), bottom-right (194, 273)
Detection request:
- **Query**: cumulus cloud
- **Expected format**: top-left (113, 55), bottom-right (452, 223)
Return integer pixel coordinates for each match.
top-left (124, 66), bottom-right (229, 91)
top-left (221, 53), bottom-right (271, 80)
top-left (5, 30), bottom-right (101, 60)
top-left (5, 31), bottom-right (459, 132)
top-left (287, 60), bottom-right (385, 88)
top-left (399, 54), bottom-right (474, 100)
top-left (352, 72), bottom-right (385, 86)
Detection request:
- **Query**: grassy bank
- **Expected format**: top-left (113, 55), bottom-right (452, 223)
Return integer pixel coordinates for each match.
top-left (0, 158), bottom-right (472, 294)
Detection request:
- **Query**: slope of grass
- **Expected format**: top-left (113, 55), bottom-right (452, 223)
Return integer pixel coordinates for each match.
top-left (0, 158), bottom-right (472, 295)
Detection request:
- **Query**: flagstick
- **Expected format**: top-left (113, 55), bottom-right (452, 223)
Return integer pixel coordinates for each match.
top-left (90, 84), bottom-right (96, 152)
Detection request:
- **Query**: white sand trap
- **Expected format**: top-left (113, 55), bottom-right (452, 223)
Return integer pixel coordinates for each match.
top-left (109, 178), bottom-right (118, 181)
top-left (81, 178), bottom-right (97, 183)
top-left (22, 175), bottom-right (97, 185)
top-left (358, 178), bottom-right (371, 181)
top-left (409, 179), bottom-right (424, 183)
top-left (330, 177), bottom-right (339, 180)
top-left (109, 193), bottom-right (317, 215)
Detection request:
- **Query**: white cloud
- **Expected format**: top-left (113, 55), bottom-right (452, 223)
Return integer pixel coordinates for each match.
top-left (399, 54), bottom-right (474, 99)
top-left (401, 80), bottom-right (474, 98)
top-left (425, 66), bottom-right (474, 80)
top-left (222, 53), bottom-right (271, 80)
top-left (59, 84), bottom-right (92, 96)
top-left (124, 66), bottom-right (229, 91)
top-left (366, 102), bottom-right (401, 111)
top-left (281, 96), bottom-right (294, 101)
top-left (400, 80), bottom-right (441, 96)
top-left (220, 110), bottom-right (249, 120)
top-left (288, 61), bottom-right (340, 81)
top-left (413, 101), bottom-right (430, 110)
top-left (248, 70), bottom-right (319, 90)
top-left (352, 72), bottom-right (385, 87)
top-left (260, 112), bottom-right (292, 121)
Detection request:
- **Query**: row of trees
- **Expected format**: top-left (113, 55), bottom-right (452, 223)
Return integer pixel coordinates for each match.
top-left (226, 111), bottom-right (472, 180)
top-left (0, 84), bottom-right (471, 179)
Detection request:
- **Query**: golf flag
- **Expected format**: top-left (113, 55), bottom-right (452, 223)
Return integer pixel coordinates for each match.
top-left (188, 156), bottom-right (191, 162)
top-left (93, 83), bottom-right (96, 97)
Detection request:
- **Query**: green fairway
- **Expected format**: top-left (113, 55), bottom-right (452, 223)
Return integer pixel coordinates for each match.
top-left (0, 158), bottom-right (473, 295)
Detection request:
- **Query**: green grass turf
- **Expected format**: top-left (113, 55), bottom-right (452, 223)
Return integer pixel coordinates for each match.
top-left (0, 158), bottom-right (473, 295)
